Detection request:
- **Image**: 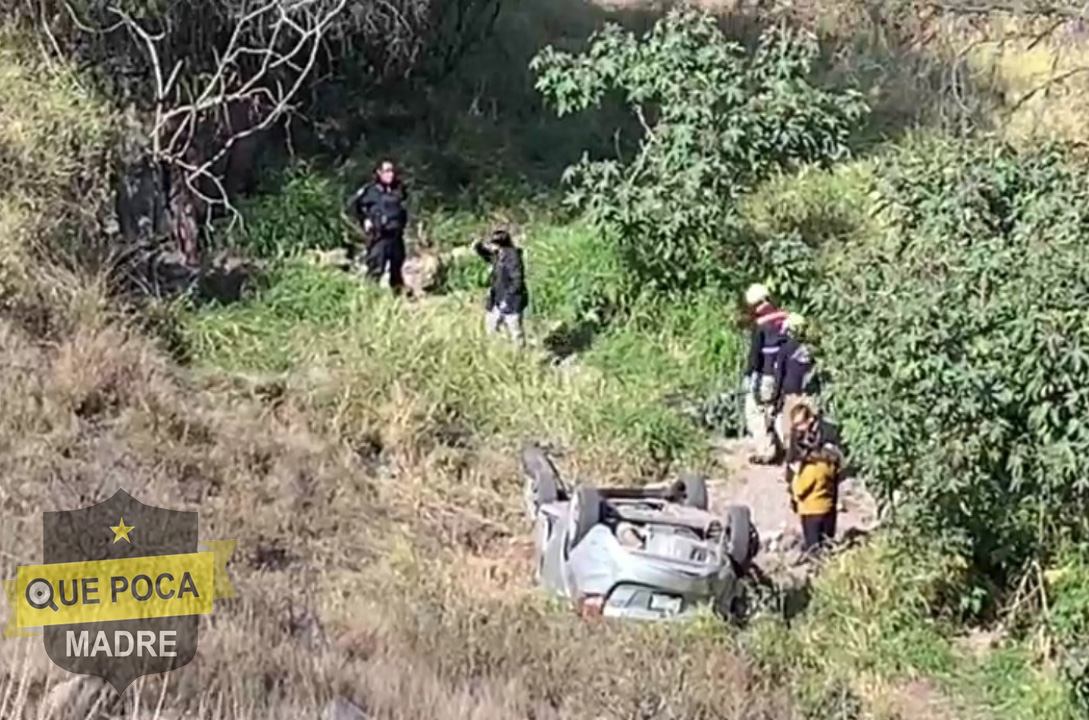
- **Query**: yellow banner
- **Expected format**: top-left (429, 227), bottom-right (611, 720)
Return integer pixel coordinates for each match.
top-left (3, 542), bottom-right (235, 637)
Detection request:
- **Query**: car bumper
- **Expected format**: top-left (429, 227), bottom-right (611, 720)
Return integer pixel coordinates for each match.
top-left (566, 529), bottom-right (736, 620)
top-left (614, 551), bottom-right (726, 595)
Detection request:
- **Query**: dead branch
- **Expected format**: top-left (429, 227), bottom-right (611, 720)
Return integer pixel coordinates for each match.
top-left (91, 0), bottom-right (352, 232)
top-left (30, 0), bottom-right (496, 252)
top-left (1007, 64), bottom-right (1089, 112)
top-left (925, 0), bottom-right (1089, 18)
top-left (1026, 17), bottom-right (1067, 47)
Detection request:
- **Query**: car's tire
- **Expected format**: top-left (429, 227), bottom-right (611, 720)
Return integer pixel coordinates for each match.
top-left (726, 505), bottom-right (754, 571)
top-left (678, 472), bottom-right (709, 510)
top-left (522, 445), bottom-right (561, 521)
top-left (713, 577), bottom-right (749, 626)
top-left (565, 486), bottom-right (602, 550)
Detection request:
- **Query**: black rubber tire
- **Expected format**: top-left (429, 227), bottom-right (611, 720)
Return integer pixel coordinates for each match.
top-left (566, 486), bottom-right (602, 550)
top-left (679, 473), bottom-right (709, 510)
top-left (522, 445), bottom-right (561, 520)
top-left (713, 579), bottom-right (749, 626)
top-left (726, 505), bottom-right (754, 571)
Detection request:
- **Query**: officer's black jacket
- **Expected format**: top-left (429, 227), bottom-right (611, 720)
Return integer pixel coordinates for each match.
top-left (351, 180), bottom-right (408, 235)
top-left (746, 304), bottom-right (788, 376)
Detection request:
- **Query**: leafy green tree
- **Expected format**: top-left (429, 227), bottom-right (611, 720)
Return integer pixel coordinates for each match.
top-left (530, 8), bottom-right (868, 298)
top-left (808, 137), bottom-right (1089, 589)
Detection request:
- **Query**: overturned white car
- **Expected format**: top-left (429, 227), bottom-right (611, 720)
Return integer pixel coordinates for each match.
top-left (521, 444), bottom-right (758, 621)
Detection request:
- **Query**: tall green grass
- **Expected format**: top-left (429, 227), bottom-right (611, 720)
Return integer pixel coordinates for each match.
top-left (179, 260), bottom-right (737, 470)
top-left (219, 164), bottom-right (349, 259)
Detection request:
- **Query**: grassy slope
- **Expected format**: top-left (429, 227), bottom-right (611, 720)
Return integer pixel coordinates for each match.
top-left (3, 3), bottom-right (1089, 719)
top-left (175, 165), bottom-right (1083, 719)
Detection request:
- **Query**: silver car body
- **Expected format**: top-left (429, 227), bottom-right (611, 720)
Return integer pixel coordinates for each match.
top-left (523, 447), bottom-right (756, 621)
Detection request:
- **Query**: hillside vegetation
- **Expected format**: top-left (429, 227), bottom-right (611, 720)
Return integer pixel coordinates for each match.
top-left (3, 1), bottom-right (1089, 719)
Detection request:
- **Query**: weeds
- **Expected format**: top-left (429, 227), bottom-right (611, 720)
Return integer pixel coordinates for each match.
top-left (178, 260), bottom-right (718, 472)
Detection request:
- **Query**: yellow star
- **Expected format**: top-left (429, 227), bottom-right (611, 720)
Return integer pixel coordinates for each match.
top-left (110, 517), bottom-right (134, 544)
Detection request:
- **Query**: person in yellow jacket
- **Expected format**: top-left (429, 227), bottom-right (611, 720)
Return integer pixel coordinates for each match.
top-left (784, 402), bottom-right (844, 555)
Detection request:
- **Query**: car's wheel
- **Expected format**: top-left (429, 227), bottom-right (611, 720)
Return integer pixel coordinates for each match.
top-left (678, 472), bottom-right (709, 510)
top-left (565, 486), bottom-right (602, 550)
top-left (713, 576), bottom-right (749, 625)
top-left (522, 445), bottom-right (561, 521)
top-left (726, 505), bottom-right (754, 571)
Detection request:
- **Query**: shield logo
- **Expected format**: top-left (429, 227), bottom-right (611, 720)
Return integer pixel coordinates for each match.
top-left (39, 489), bottom-right (200, 694)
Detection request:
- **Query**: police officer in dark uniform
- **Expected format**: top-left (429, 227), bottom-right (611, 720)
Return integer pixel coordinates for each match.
top-left (348, 159), bottom-right (408, 294)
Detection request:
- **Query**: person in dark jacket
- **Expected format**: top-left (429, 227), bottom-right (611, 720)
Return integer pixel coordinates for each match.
top-left (741, 283), bottom-right (789, 464)
top-left (474, 229), bottom-right (528, 345)
top-left (772, 313), bottom-right (818, 453)
top-left (348, 159), bottom-right (408, 294)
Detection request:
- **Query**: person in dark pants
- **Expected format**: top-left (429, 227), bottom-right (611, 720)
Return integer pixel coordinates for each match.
top-left (474, 229), bottom-right (528, 345)
top-left (348, 159), bottom-right (408, 294)
top-left (784, 401), bottom-right (845, 559)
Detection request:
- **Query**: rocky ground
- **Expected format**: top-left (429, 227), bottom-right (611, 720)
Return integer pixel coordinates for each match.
top-left (708, 435), bottom-right (880, 573)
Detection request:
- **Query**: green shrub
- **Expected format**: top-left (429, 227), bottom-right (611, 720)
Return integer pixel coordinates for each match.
top-left (437, 223), bottom-right (627, 328)
top-left (224, 165), bottom-right (348, 259)
top-left (1042, 546), bottom-right (1089, 713)
top-left (531, 7), bottom-right (868, 299)
top-left (522, 224), bottom-right (626, 324)
top-left (808, 137), bottom-right (1089, 587)
top-left (737, 162), bottom-right (876, 313)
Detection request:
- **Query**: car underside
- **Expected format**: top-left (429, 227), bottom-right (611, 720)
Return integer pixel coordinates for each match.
top-left (522, 444), bottom-right (758, 621)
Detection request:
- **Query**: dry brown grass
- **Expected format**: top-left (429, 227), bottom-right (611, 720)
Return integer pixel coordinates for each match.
top-left (0, 303), bottom-right (794, 719)
top-left (0, 35), bottom-right (114, 290)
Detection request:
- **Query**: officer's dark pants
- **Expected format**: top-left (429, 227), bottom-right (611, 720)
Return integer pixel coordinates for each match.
top-left (364, 232), bottom-right (406, 293)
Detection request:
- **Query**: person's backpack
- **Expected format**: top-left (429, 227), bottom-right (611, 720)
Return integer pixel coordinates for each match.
top-left (788, 340), bottom-right (818, 394)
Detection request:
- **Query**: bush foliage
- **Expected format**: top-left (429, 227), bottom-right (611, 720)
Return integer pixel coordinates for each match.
top-left (531, 7), bottom-right (867, 298)
top-left (809, 137), bottom-right (1089, 585)
top-left (223, 165), bottom-right (348, 259)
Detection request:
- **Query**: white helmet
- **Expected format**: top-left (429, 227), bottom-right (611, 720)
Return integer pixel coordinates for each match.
top-left (744, 283), bottom-right (770, 306)
top-left (785, 312), bottom-right (805, 332)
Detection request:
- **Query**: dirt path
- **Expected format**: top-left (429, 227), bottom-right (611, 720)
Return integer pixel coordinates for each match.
top-left (706, 435), bottom-right (880, 576)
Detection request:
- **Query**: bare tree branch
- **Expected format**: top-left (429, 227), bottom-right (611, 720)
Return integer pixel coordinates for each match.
top-left (69, 0), bottom-right (354, 237)
top-left (925, 0), bottom-right (1089, 18)
top-left (19, 0), bottom-right (502, 263)
top-left (1008, 64), bottom-right (1089, 112)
